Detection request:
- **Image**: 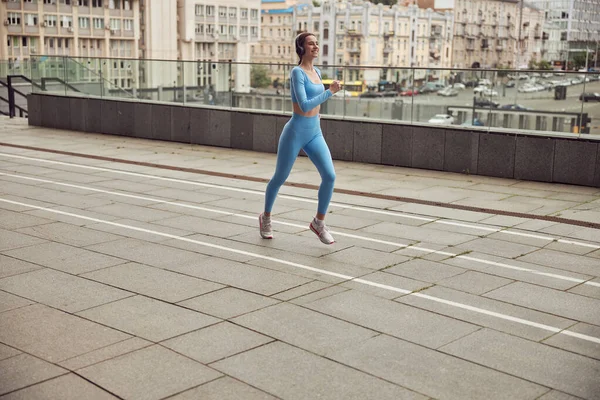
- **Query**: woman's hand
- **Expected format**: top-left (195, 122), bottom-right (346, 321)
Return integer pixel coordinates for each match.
top-left (329, 80), bottom-right (342, 94)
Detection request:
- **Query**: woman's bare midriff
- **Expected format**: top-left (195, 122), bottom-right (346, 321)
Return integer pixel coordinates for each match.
top-left (292, 102), bottom-right (320, 117)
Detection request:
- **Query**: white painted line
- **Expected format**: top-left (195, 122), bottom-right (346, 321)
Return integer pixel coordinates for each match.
top-left (2, 172), bottom-right (599, 289)
top-left (2, 196), bottom-right (599, 346)
top-left (1, 151), bottom-right (599, 250)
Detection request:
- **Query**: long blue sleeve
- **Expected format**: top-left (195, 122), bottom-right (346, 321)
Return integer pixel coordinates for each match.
top-left (290, 67), bottom-right (332, 113)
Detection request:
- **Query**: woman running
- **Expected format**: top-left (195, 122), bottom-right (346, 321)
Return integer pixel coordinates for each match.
top-left (259, 32), bottom-right (341, 245)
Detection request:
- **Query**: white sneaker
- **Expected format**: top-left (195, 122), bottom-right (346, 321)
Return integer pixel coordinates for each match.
top-left (310, 218), bottom-right (335, 245)
top-left (259, 213), bottom-right (273, 239)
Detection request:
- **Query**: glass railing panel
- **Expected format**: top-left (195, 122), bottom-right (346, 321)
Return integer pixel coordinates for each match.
top-left (231, 62), bottom-right (283, 112)
top-left (29, 56), bottom-right (67, 95)
top-left (410, 67), bottom-right (464, 128)
top-left (134, 58), bottom-right (181, 104)
top-left (574, 71), bottom-right (599, 137)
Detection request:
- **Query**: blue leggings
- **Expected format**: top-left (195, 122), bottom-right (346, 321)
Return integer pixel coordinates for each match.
top-left (265, 114), bottom-right (336, 215)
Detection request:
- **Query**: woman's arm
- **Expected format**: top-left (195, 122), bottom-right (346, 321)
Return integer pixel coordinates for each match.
top-left (290, 67), bottom-right (332, 113)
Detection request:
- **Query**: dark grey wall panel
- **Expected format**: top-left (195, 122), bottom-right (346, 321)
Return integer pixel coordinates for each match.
top-left (69, 98), bottom-right (86, 132)
top-left (594, 146), bottom-right (600, 187)
top-left (553, 140), bottom-right (598, 186)
top-left (324, 120), bottom-right (354, 161)
top-left (117, 101), bottom-right (135, 137)
top-left (27, 95), bottom-right (42, 126)
top-left (514, 135), bottom-right (555, 182)
top-left (189, 107), bottom-right (210, 145)
top-left (54, 96), bottom-right (71, 131)
top-left (100, 100), bottom-right (118, 135)
top-left (412, 126), bottom-right (445, 171)
top-left (40, 95), bottom-right (58, 129)
top-left (444, 129), bottom-right (479, 174)
top-left (231, 112), bottom-right (254, 150)
top-left (252, 114), bottom-right (277, 153)
top-left (478, 133), bottom-right (517, 178)
top-left (171, 106), bottom-right (191, 143)
top-left (353, 122), bottom-right (382, 164)
top-left (86, 98), bottom-right (103, 134)
top-left (151, 104), bottom-right (172, 141)
top-left (133, 102), bottom-right (152, 139)
top-left (206, 110), bottom-right (231, 148)
top-left (381, 124), bottom-right (412, 167)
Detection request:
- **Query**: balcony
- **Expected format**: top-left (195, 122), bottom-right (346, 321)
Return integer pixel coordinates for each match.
top-left (383, 30), bottom-right (394, 37)
top-left (348, 47), bottom-right (361, 54)
top-left (383, 46), bottom-right (392, 53)
top-left (346, 28), bottom-right (361, 36)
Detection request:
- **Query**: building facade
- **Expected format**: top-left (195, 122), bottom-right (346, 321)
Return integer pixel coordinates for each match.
top-left (293, 0), bottom-right (454, 86)
top-left (1, 0), bottom-right (140, 88)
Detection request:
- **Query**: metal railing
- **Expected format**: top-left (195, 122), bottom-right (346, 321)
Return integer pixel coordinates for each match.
top-left (1, 56), bottom-right (599, 138)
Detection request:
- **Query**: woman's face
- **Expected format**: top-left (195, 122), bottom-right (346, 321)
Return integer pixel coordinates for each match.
top-left (303, 35), bottom-right (319, 59)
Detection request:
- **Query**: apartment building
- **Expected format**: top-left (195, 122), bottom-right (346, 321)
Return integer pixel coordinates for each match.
top-left (1, 0), bottom-right (139, 88)
top-left (525, 0), bottom-right (600, 66)
top-left (255, 0), bottom-right (298, 82)
top-left (293, 0), bottom-right (454, 85)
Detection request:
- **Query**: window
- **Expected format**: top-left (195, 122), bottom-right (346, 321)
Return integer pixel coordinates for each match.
top-left (25, 14), bottom-right (38, 26)
top-left (220, 24), bottom-right (226, 34)
top-left (240, 26), bottom-right (248, 36)
top-left (123, 19), bottom-right (132, 30)
top-left (195, 23), bottom-right (203, 33)
top-left (110, 18), bottom-right (120, 29)
top-left (79, 17), bottom-right (89, 28)
top-left (323, 44), bottom-right (328, 55)
top-left (323, 28), bottom-right (329, 40)
top-left (60, 16), bottom-right (73, 28)
top-left (229, 7), bottom-right (236, 18)
top-left (44, 15), bottom-right (57, 27)
top-left (219, 7), bottom-right (226, 17)
top-left (241, 8), bottom-right (248, 18)
top-left (78, 0), bottom-right (89, 6)
top-left (93, 17), bottom-right (104, 29)
top-left (251, 9), bottom-right (258, 20)
top-left (92, 0), bottom-right (103, 7)
top-left (251, 26), bottom-right (258, 37)
top-left (229, 25), bottom-right (236, 35)
top-left (206, 6), bottom-right (214, 16)
top-left (195, 5), bottom-right (204, 16)
top-left (7, 13), bottom-right (21, 26)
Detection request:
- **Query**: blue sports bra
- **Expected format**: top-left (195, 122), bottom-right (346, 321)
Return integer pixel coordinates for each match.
top-left (290, 66), bottom-right (332, 113)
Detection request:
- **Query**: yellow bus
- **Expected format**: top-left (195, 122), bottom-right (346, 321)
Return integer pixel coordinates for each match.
top-left (322, 79), bottom-right (366, 97)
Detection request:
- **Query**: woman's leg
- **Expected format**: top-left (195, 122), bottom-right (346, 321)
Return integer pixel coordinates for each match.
top-left (303, 133), bottom-right (336, 217)
top-left (264, 123), bottom-right (303, 214)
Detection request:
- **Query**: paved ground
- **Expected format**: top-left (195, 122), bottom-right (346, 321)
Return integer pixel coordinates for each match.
top-left (0, 116), bottom-right (599, 400)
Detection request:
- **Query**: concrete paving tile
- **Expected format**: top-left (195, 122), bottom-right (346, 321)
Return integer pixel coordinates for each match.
top-left (143, 187), bottom-right (227, 204)
top-left (304, 289), bottom-right (479, 349)
top-left (330, 334), bottom-right (548, 400)
top-left (441, 251), bottom-right (591, 291)
top-left (83, 218), bottom-right (196, 243)
top-left (543, 239), bottom-right (600, 256)
top-left (477, 214), bottom-right (531, 227)
top-left (153, 215), bottom-right (256, 239)
top-left (486, 229), bottom-right (556, 248)
top-left (271, 280), bottom-right (334, 301)
top-left (0, 343), bottom-right (21, 361)
top-left (320, 246), bottom-right (411, 270)
top-left (537, 390), bottom-right (584, 400)
top-left (15, 222), bottom-right (123, 247)
top-left (211, 341), bottom-right (426, 400)
top-left (0, 353), bottom-right (68, 396)
top-left (77, 295), bottom-right (220, 342)
top-left (568, 279), bottom-right (600, 300)
top-left (385, 259), bottom-right (466, 282)
top-left (23, 205), bottom-right (123, 227)
top-left (167, 256), bottom-right (312, 296)
top-left (232, 302), bottom-right (378, 356)
top-left (167, 376), bottom-right (278, 400)
top-left (361, 222), bottom-right (477, 246)
top-left (58, 338), bottom-right (153, 371)
top-left (339, 271), bottom-right (431, 299)
top-left (0, 373), bottom-right (119, 399)
top-left (85, 203), bottom-right (183, 222)
top-left (78, 345), bottom-right (222, 400)
top-left (0, 290), bottom-right (34, 313)
top-left (457, 237), bottom-right (540, 259)
top-left (556, 209), bottom-right (600, 224)
top-left (0, 304), bottom-right (130, 363)
top-left (0, 269), bottom-right (132, 313)
top-left (0, 229), bottom-right (47, 252)
top-left (3, 242), bottom-right (126, 275)
top-left (162, 321), bottom-right (274, 364)
top-left (0, 194), bottom-right (57, 212)
top-left (392, 241), bottom-right (455, 260)
top-left (396, 285), bottom-right (575, 342)
top-left (85, 238), bottom-right (211, 269)
top-left (0, 209), bottom-right (54, 230)
top-left (82, 262), bottom-right (224, 303)
top-left (88, 191), bottom-right (165, 207)
top-left (178, 287), bottom-right (279, 319)
top-left (543, 323), bottom-right (600, 361)
top-left (567, 227), bottom-right (600, 244)
top-left (517, 249), bottom-right (600, 277)
top-left (484, 282), bottom-right (600, 326)
top-left (0, 255), bottom-right (43, 279)
top-left (436, 270), bottom-right (514, 295)
top-left (440, 328), bottom-right (600, 400)
top-left (39, 171), bottom-right (111, 184)
top-left (388, 202), bottom-right (492, 222)
top-left (91, 179), bottom-right (167, 194)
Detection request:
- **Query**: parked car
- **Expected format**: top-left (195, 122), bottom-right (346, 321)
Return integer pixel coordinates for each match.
top-left (452, 83), bottom-right (466, 90)
top-left (474, 99), bottom-right (499, 108)
top-left (505, 80), bottom-right (516, 88)
top-left (333, 89), bottom-right (353, 97)
top-left (499, 104), bottom-right (531, 110)
top-left (461, 118), bottom-right (485, 126)
top-left (428, 114), bottom-right (455, 125)
top-left (473, 85), bottom-right (489, 93)
top-left (579, 92), bottom-right (600, 102)
top-left (482, 88), bottom-right (498, 96)
top-left (359, 91), bottom-right (383, 98)
top-left (437, 87), bottom-right (459, 97)
top-left (400, 89), bottom-right (419, 96)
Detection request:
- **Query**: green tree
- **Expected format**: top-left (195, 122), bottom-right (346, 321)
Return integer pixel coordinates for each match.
top-left (537, 60), bottom-right (552, 70)
top-left (370, 0), bottom-right (398, 5)
top-left (312, 0), bottom-right (320, 6)
top-left (528, 59), bottom-right (537, 70)
top-left (496, 65), bottom-right (510, 77)
top-left (251, 65), bottom-right (271, 88)
top-left (572, 52), bottom-right (593, 70)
